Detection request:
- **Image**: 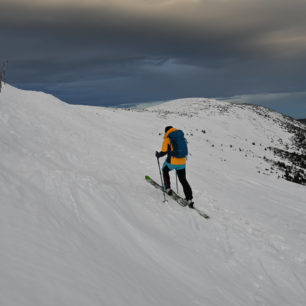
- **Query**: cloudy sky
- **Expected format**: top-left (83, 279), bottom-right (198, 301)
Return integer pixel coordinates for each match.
top-left (1, 0), bottom-right (306, 117)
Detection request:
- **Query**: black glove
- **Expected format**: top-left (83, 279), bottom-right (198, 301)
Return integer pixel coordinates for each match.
top-left (155, 151), bottom-right (160, 158)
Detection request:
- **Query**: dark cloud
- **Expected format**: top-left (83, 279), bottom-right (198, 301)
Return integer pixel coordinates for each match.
top-left (1, 0), bottom-right (306, 117)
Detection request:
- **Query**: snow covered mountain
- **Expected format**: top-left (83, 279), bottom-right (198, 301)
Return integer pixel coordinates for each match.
top-left (1, 83), bottom-right (306, 306)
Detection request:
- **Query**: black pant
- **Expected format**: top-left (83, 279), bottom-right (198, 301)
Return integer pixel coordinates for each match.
top-left (163, 166), bottom-right (193, 200)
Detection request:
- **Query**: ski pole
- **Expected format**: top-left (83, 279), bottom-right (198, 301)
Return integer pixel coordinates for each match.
top-left (176, 170), bottom-right (179, 194)
top-left (156, 157), bottom-right (167, 202)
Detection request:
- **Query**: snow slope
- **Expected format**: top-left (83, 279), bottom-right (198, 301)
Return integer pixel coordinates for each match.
top-left (1, 84), bottom-right (306, 306)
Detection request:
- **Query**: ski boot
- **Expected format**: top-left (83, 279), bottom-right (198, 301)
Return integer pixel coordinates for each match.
top-left (186, 199), bottom-right (194, 209)
top-left (165, 188), bottom-right (173, 196)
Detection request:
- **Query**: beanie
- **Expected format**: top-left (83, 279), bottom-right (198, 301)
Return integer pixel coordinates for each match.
top-left (165, 126), bottom-right (173, 133)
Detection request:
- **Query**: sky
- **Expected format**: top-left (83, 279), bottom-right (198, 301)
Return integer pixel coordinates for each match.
top-left (1, 0), bottom-right (306, 118)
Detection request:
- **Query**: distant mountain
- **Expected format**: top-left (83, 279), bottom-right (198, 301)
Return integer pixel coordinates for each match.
top-left (0, 85), bottom-right (306, 306)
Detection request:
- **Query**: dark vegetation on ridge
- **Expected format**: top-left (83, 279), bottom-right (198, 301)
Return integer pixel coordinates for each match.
top-left (297, 119), bottom-right (306, 125)
top-left (269, 118), bottom-right (306, 185)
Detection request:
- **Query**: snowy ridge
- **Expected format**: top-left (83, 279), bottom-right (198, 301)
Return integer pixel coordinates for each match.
top-left (1, 84), bottom-right (306, 306)
top-left (148, 97), bottom-right (306, 183)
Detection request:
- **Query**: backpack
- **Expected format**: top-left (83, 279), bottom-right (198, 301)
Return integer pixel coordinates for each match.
top-left (168, 130), bottom-right (188, 158)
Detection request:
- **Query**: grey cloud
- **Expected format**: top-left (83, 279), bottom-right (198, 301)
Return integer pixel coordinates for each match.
top-left (2, 0), bottom-right (306, 58)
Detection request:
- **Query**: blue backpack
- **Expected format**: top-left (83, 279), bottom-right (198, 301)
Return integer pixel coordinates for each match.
top-left (168, 130), bottom-right (188, 158)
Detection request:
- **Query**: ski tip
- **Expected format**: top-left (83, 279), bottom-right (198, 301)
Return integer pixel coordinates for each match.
top-left (198, 211), bottom-right (210, 219)
top-left (193, 207), bottom-right (210, 219)
top-left (145, 175), bottom-right (151, 180)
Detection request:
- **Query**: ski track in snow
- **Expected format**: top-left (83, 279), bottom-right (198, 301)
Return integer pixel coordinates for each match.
top-left (0, 85), bottom-right (306, 306)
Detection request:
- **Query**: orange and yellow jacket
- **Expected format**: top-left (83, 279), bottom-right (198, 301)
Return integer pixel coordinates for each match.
top-left (158, 127), bottom-right (186, 165)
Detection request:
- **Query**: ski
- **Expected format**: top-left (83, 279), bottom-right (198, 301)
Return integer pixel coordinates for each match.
top-left (145, 175), bottom-right (210, 219)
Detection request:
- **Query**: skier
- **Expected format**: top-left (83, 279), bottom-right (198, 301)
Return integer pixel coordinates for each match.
top-left (155, 126), bottom-right (194, 208)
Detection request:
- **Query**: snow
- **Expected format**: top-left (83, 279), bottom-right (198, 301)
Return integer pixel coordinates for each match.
top-left (1, 84), bottom-right (306, 306)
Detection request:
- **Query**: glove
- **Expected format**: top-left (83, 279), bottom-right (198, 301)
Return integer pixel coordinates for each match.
top-left (155, 151), bottom-right (160, 158)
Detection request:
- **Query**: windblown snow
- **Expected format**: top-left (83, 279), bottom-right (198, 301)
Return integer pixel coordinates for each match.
top-left (1, 84), bottom-right (306, 306)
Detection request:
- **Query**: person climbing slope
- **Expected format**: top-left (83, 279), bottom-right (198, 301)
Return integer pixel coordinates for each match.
top-left (155, 126), bottom-right (194, 208)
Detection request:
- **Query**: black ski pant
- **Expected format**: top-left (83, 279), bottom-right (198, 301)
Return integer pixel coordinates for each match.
top-left (163, 166), bottom-right (193, 200)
